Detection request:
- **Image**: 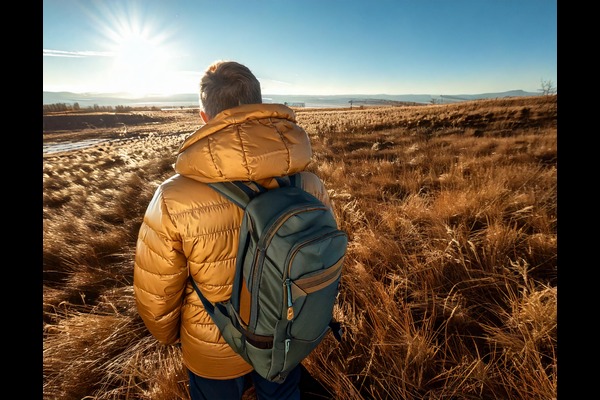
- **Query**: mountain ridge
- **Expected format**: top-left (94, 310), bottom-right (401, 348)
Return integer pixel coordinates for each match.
top-left (43, 90), bottom-right (540, 108)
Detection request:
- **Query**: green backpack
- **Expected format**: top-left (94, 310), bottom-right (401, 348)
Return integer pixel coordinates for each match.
top-left (190, 173), bottom-right (348, 383)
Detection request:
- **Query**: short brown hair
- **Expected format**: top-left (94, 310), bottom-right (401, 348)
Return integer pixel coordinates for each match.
top-left (199, 61), bottom-right (262, 119)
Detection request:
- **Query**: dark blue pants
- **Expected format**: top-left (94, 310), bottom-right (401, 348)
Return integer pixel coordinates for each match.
top-left (188, 365), bottom-right (301, 400)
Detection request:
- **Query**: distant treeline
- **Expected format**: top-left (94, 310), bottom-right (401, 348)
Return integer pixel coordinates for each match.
top-left (42, 102), bottom-right (162, 115)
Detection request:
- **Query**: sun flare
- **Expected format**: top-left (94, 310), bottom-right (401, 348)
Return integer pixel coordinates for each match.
top-left (110, 31), bottom-right (171, 96)
top-left (91, 2), bottom-right (181, 96)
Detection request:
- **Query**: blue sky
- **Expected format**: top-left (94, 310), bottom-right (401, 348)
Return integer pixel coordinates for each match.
top-left (43, 0), bottom-right (557, 96)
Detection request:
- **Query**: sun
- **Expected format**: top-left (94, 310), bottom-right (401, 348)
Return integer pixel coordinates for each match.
top-left (110, 30), bottom-right (171, 96)
top-left (91, 2), bottom-right (180, 96)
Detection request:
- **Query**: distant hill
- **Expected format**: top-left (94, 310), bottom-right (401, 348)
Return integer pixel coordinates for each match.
top-left (43, 90), bottom-right (540, 108)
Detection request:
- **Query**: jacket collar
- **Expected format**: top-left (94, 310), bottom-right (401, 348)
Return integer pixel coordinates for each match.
top-left (178, 103), bottom-right (296, 154)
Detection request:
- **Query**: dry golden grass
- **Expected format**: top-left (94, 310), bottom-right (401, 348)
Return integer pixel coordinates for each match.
top-left (43, 95), bottom-right (557, 399)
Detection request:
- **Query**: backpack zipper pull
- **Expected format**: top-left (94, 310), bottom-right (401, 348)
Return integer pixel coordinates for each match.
top-left (285, 279), bottom-right (294, 320)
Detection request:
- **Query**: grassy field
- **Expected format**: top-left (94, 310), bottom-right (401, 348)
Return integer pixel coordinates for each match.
top-left (43, 95), bottom-right (557, 399)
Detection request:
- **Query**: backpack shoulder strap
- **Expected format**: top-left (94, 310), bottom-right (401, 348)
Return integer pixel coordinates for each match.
top-left (208, 181), bottom-right (266, 209)
top-left (189, 277), bottom-right (216, 314)
top-left (272, 173), bottom-right (302, 189)
top-left (209, 174), bottom-right (302, 208)
top-left (189, 277), bottom-right (235, 333)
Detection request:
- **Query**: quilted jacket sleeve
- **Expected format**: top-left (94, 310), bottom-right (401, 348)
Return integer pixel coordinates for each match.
top-left (133, 184), bottom-right (188, 345)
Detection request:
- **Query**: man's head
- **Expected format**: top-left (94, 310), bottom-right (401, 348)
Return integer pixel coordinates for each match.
top-left (199, 61), bottom-right (262, 122)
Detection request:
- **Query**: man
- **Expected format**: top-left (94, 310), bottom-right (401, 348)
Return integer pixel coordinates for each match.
top-left (133, 60), bottom-right (335, 399)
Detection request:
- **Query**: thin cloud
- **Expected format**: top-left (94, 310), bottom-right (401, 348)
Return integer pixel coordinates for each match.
top-left (43, 49), bottom-right (114, 58)
top-left (259, 78), bottom-right (292, 86)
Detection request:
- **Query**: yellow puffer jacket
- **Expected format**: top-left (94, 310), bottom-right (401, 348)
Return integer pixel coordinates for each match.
top-left (133, 103), bottom-right (333, 379)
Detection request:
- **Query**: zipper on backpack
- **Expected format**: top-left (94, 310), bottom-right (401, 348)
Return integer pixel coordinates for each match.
top-left (249, 248), bottom-right (264, 330)
top-left (285, 278), bottom-right (294, 320)
top-left (282, 231), bottom-right (345, 322)
top-left (261, 205), bottom-right (327, 249)
top-left (286, 231), bottom-right (346, 284)
top-left (293, 254), bottom-right (345, 293)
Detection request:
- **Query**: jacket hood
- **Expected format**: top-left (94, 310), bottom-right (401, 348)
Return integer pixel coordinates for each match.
top-left (174, 103), bottom-right (312, 183)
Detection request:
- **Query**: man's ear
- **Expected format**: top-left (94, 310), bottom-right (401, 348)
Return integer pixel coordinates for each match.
top-left (200, 110), bottom-right (209, 123)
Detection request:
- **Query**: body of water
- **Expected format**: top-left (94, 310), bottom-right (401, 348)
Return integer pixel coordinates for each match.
top-left (43, 138), bottom-right (109, 154)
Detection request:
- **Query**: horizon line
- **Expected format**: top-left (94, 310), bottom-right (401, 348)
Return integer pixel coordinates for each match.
top-left (43, 89), bottom-right (538, 97)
